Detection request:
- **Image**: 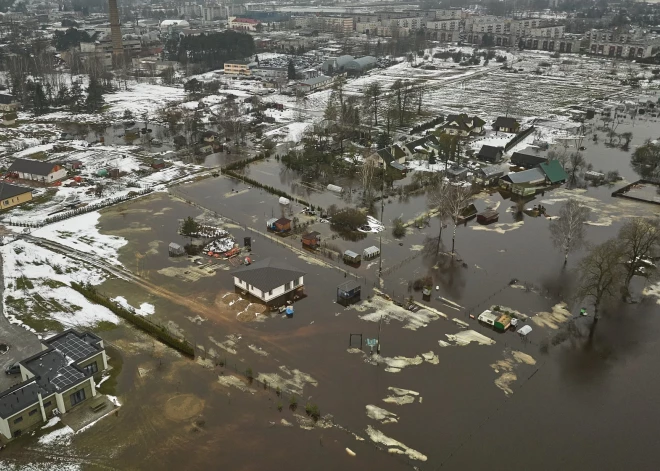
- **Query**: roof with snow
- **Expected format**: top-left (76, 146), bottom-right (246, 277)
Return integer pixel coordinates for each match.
top-left (233, 257), bottom-right (305, 292)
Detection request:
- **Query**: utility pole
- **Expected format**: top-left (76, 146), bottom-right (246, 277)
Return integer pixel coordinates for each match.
top-left (377, 315), bottom-right (382, 354)
top-left (378, 162), bottom-right (385, 278)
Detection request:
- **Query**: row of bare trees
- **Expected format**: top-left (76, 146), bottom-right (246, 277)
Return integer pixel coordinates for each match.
top-left (549, 198), bottom-right (660, 338)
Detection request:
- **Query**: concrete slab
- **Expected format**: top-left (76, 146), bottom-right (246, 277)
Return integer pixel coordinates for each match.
top-left (60, 395), bottom-right (119, 432)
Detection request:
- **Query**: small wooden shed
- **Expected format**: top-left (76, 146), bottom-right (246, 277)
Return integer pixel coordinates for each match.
top-left (343, 250), bottom-right (361, 264)
top-left (168, 242), bottom-right (185, 257)
top-left (363, 246), bottom-right (380, 260)
top-left (477, 209), bottom-right (499, 224)
top-left (274, 217), bottom-right (291, 232)
top-left (301, 231), bottom-right (321, 248)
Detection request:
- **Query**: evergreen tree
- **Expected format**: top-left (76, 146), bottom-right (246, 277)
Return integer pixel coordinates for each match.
top-left (85, 78), bottom-right (105, 112)
top-left (69, 81), bottom-right (84, 112)
top-left (29, 82), bottom-right (49, 115)
top-left (287, 59), bottom-right (296, 80)
top-left (56, 85), bottom-right (70, 107)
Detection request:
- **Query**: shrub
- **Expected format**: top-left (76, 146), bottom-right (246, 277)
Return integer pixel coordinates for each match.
top-left (392, 217), bottom-right (406, 238)
top-left (289, 395), bottom-right (298, 411)
top-left (305, 403), bottom-right (321, 421)
top-left (70, 282), bottom-right (194, 358)
top-left (277, 402), bottom-right (283, 412)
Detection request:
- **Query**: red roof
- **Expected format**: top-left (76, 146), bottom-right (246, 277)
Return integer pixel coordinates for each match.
top-left (233, 17), bottom-right (259, 24)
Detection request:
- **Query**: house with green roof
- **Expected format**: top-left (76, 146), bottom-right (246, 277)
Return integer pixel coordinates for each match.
top-left (539, 160), bottom-right (568, 184)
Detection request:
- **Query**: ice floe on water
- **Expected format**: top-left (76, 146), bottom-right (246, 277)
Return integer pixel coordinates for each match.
top-left (353, 295), bottom-right (446, 330)
top-left (217, 375), bottom-right (256, 394)
top-left (366, 405), bottom-right (399, 424)
top-left (471, 221), bottom-right (524, 234)
top-left (445, 330), bottom-right (495, 346)
top-left (490, 350), bottom-right (537, 395)
top-left (256, 365), bottom-right (317, 396)
top-left (531, 302), bottom-right (572, 329)
top-left (383, 387), bottom-right (419, 405)
top-left (248, 344), bottom-right (269, 356)
top-left (366, 426), bottom-right (427, 462)
top-left (209, 334), bottom-right (241, 354)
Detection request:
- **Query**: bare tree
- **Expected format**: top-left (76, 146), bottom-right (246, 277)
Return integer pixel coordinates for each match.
top-left (427, 179), bottom-right (450, 254)
top-left (445, 184), bottom-right (474, 257)
top-left (361, 155), bottom-right (379, 204)
top-left (567, 152), bottom-right (586, 188)
top-left (576, 239), bottom-right (625, 339)
top-left (364, 82), bottom-right (382, 126)
top-left (617, 217), bottom-right (660, 298)
top-left (549, 199), bottom-right (590, 264)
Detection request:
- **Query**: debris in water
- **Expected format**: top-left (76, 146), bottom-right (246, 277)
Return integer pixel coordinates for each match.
top-left (383, 387), bottom-right (419, 405)
top-left (445, 330), bottom-right (495, 346)
top-left (366, 426), bottom-right (427, 462)
top-left (531, 302), bottom-right (572, 329)
top-left (366, 405), bottom-right (399, 424)
top-left (346, 448), bottom-right (356, 457)
top-left (490, 350), bottom-right (537, 395)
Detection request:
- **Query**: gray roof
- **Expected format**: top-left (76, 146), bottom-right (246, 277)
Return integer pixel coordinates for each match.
top-left (8, 158), bottom-right (59, 176)
top-left (344, 250), bottom-right (360, 258)
top-left (493, 116), bottom-right (520, 129)
top-left (363, 246), bottom-right (380, 256)
top-left (0, 380), bottom-right (41, 419)
top-left (345, 56), bottom-right (377, 70)
top-left (45, 331), bottom-right (101, 362)
top-left (511, 151), bottom-right (547, 168)
top-left (405, 135), bottom-right (439, 154)
top-left (503, 167), bottom-right (546, 184)
top-left (0, 93), bottom-right (15, 105)
top-left (477, 145), bottom-right (503, 159)
top-left (0, 182), bottom-right (32, 200)
top-left (233, 257), bottom-right (305, 292)
top-left (480, 164), bottom-right (509, 178)
top-left (300, 75), bottom-right (331, 86)
top-left (335, 55), bottom-right (354, 67)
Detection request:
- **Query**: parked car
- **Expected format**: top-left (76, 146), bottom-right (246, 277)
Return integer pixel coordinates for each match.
top-left (5, 363), bottom-right (20, 375)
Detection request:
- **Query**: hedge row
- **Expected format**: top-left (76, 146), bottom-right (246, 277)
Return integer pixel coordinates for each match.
top-left (70, 281), bottom-right (195, 358)
top-left (223, 169), bottom-right (310, 208)
top-left (410, 115), bottom-right (445, 135)
top-left (7, 188), bottom-right (153, 228)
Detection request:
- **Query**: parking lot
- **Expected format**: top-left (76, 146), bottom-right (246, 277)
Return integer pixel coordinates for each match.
top-left (0, 252), bottom-right (43, 391)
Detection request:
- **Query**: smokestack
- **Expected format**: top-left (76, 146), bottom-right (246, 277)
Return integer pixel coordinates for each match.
top-left (108, 0), bottom-right (124, 61)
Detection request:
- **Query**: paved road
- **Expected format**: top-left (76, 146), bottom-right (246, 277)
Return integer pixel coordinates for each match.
top-left (0, 251), bottom-right (43, 391)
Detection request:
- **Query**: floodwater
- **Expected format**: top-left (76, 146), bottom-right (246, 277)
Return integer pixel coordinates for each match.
top-left (7, 113), bottom-right (660, 469)
top-left (83, 176), bottom-right (660, 469)
top-left (57, 121), bottom-right (175, 150)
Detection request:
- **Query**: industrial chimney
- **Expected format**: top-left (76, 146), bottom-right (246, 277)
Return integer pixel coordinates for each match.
top-left (108, 0), bottom-right (124, 64)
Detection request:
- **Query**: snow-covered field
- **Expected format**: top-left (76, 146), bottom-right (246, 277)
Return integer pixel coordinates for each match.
top-left (0, 238), bottom-right (119, 334)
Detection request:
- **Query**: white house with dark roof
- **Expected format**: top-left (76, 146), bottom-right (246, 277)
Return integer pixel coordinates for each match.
top-left (8, 158), bottom-right (67, 183)
top-left (0, 330), bottom-right (107, 440)
top-left (233, 257), bottom-right (305, 304)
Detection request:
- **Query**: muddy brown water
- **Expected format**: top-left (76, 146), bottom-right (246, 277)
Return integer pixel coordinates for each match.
top-left (7, 113), bottom-right (660, 468)
top-left (87, 179), bottom-right (660, 470)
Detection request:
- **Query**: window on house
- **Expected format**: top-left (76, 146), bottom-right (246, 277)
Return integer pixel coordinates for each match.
top-left (29, 409), bottom-right (38, 416)
top-left (43, 401), bottom-right (52, 408)
top-left (70, 388), bottom-right (86, 406)
top-left (287, 281), bottom-right (293, 290)
top-left (13, 417), bottom-right (23, 424)
top-left (84, 362), bottom-right (98, 375)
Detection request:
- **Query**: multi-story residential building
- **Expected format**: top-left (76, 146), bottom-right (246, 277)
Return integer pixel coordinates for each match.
top-left (586, 28), bottom-right (660, 59)
top-left (203, 5), bottom-right (224, 21)
top-left (177, 2), bottom-right (201, 18)
top-left (385, 16), bottom-right (425, 30)
top-left (0, 330), bottom-right (108, 440)
top-left (224, 60), bottom-right (254, 75)
top-left (318, 16), bottom-right (354, 34)
top-left (433, 8), bottom-right (464, 20)
top-left (528, 25), bottom-right (565, 39)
